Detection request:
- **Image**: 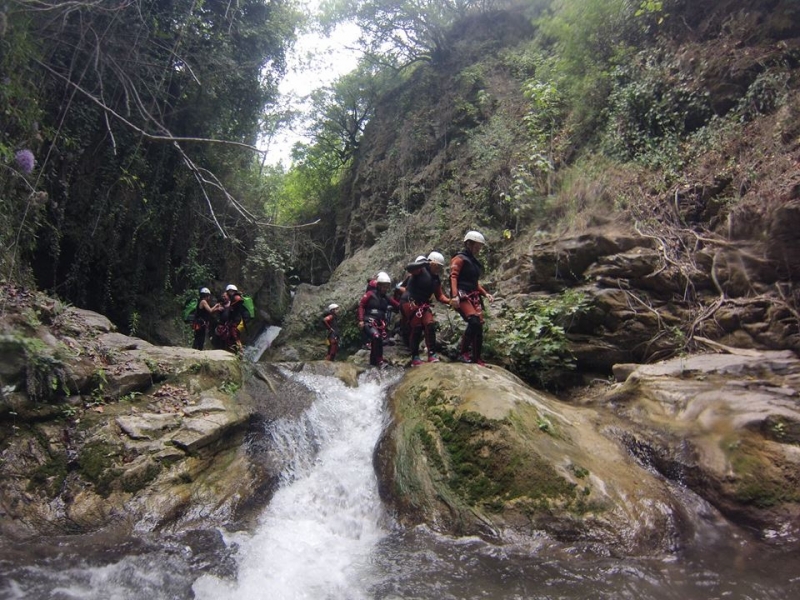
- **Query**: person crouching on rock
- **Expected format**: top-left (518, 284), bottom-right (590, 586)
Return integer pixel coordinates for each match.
top-left (403, 252), bottom-right (457, 366)
top-left (323, 303), bottom-right (340, 361)
top-left (450, 231), bottom-right (494, 366)
top-left (358, 271), bottom-right (399, 368)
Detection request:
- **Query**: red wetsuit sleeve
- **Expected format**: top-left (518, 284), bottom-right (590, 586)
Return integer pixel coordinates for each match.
top-left (357, 292), bottom-right (371, 321)
top-left (323, 314), bottom-right (334, 331)
top-left (389, 295), bottom-right (401, 309)
top-left (449, 256), bottom-right (465, 297)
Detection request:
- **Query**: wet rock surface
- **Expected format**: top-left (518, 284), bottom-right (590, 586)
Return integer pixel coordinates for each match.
top-left (0, 286), bottom-right (323, 540)
top-left (375, 355), bottom-right (800, 554)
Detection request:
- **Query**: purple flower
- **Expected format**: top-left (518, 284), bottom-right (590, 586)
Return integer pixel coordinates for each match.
top-left (15, 149), bottom-right (35, 174)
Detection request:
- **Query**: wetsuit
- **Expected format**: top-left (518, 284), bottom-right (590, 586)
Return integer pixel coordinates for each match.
top-left (323, 311), bottom-right (340, 361)
top-left (358, 288), bottom-right (400, 366)
top-left (216, 292), bottom-right (247, 352)
top-left (403, 263), bottom-right (450, 360)
top-left (192, 296), bottom-right (217, 351)
top-left (450, 249), bottom-right (490, 363)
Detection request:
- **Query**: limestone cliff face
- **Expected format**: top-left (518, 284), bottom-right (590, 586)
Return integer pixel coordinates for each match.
top-left (337, 8), bottom-right (535, 259)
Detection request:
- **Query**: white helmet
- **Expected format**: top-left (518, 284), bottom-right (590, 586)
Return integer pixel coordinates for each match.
top-left (464, 230), bottom-right (486, 244)
top-left (376, 271), bottom-right (391, 284)
top-left (427, 251), bottom-right (445, 265)
top-left (328, 303), bottom-right (339, 311)
top-left (199, 287), bottom-right (211, 295)
top-left (415, 255), bottom-right (428, 263)
top-left (225, 284), bottom-right (238, 292)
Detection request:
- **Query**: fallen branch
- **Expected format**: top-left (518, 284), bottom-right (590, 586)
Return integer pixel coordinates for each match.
top-left (693, 336), bottom-right (763, 357)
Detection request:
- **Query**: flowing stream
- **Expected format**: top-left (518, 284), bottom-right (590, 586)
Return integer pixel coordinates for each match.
top-left (1, 368), bottom-right (799, 599)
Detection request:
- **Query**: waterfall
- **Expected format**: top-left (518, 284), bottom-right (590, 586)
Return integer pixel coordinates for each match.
top-left (244, 325), bottom-right (282, 362)
top-left (193, 369), bottom-right (399, 599)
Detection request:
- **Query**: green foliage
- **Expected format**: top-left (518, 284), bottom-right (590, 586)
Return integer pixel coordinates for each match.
top-left (735, 69), bottom-right (791, 123)
top-left (492, 290), bottom-right (589, 388)
top-left (218, 380), bottom-right (240, 395)
top-left (534, 0), bottom-right (646, 144)
top-left (600, 52), bottom-right (713, 179)
top-left (1, 336), bottom-right (70, 402)
top-left (320, 0), bottom-right (497, 67)
top-left (0, 7), bottom-right (49, 281)
top-left (305, 65), bottom-right (391, 166)
top-left (3, 0), bottom-right (301, 332)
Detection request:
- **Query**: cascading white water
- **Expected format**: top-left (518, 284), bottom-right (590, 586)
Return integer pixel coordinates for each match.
top-left (193, 369), bottom-right (398, 600)
top-left (244, 325), bottom-right (282, 362)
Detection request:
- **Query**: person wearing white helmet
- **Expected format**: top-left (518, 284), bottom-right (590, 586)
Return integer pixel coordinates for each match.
top-left (402, 251), bottom-right (457, 366)
top-left (450, 231), bottom-right (494, 366)
top-left (323, 303), bottom-right (341, 361)
top-left (191, 286), bottom-right (222, 350)
top-left (392, 255), bottom-right (428, 346)
top-left (358, 271), bottom-right (400, 367)
top-left (214, 284), bottom-right (248, 353)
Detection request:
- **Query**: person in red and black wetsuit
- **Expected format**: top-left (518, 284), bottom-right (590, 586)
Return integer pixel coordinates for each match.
top-left (450, 231), bottom-right (494, 366)
top-left (323, 303), bottom-right (340, 361)
top-left (358, 271), bottom-right (400, 367)
top-left (395, 255), bottom-right (426, 347)
top-left (403, 252), bottom-right (458, 366)
top-left (215, 284), bottom-right (247, 353)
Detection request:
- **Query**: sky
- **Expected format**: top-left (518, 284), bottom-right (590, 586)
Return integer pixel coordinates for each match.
top-left (261, 2), bottom-right (362, 166)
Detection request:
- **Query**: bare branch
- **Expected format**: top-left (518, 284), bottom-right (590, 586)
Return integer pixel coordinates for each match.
top-left (35, 58), bottom-right (266, 153)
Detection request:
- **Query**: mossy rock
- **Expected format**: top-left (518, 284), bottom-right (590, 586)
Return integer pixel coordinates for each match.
top-left (377, 363), bottom-right (685, 554)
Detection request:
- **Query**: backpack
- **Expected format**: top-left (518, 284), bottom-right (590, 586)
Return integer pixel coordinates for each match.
top-left (182, 298), bottom-right (198, 324)
top-left (242, 295), bottom-right (255, 320)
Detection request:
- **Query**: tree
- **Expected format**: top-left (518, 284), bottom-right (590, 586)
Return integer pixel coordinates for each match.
top-left (1, 0), bottom-right (301, 328)
top-left (320, 0), bottom-right (507, 68)
top-left (306, 63), bottom-right (390, 164)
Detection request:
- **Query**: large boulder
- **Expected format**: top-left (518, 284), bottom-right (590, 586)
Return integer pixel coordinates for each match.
top-left (602, 349), bottom-right (800, 547)
top-left (375, 363), bottom-right (688, 556)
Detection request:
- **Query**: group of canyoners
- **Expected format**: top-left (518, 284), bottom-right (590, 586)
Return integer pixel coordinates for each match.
top-left (187, 284), bottom-right (254, 353)
top-left (323, 230), bottom-right (493, 368)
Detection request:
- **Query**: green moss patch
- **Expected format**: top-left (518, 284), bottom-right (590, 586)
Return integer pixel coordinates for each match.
top-left (725, 436), bottom-right (800, 508)
top-left (27, 454), bottom-right (69, 497)
top-left (416, 388), bottom-right (577, 512)
top-left (78, 441), bottom-right (122, 497)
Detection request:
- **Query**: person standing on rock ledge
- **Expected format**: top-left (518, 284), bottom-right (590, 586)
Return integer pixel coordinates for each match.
top-left (323, 303), bottom-right (340, 361)
top-left (403, 252), bottom-right (458, 366)
top-left (192, 287), bottom-right (222, 350)
top-left (358, 271), bottom-right (399, 368)
top-left (213, 284), bottom-right (247, 353)
top-left (450, 231), bottom-right (494, 366)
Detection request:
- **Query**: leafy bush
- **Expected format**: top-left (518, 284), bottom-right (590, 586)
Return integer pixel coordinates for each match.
top-left (600, 52), bottom-right (713, 179)
top-left (492, 290), bottom-right (589, 388)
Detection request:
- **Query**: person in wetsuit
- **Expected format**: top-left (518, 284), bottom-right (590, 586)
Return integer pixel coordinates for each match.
top-left (358, 271), bottom-right (400, 367)
top-left (192, 287), bottom-right (222, 350)
top-left (403, 252), bottom-right (458, 366)
top-left (215, 284), bottom-right (248, 353)
top-left (323, 303), bottom-right (340, 361)
top-left (450, 231), bottom-right (494, 366)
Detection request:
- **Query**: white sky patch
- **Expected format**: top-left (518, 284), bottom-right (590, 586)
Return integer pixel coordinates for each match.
top-left (261, 3), bottom-right (361, 166)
